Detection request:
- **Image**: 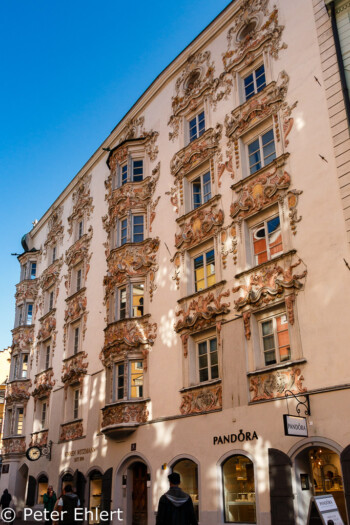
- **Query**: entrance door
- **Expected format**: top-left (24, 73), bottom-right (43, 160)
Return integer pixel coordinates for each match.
top-left (132, 462), bottom-right (147, 525)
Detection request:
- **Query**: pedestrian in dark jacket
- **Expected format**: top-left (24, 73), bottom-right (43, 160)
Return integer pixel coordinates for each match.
top-left (0, 489), bottom-right (12, 509)
top-left (156, 472), bottom-right (198, 525)
top-left (57, 485), bottom-right (81, 525)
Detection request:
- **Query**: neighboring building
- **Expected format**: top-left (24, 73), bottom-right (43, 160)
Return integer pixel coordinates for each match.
top-left (2, 1), bottom-right (350, 524)
top-left (0, 347), bottom-right (11, 450)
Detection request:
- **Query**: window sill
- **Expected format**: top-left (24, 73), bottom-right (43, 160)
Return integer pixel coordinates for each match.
top-left (177, 280), bottom-right (227, 305)
top-left (107, 313), bottom-right (151, 328)
top-left (176, 194), bottom-right (221, 224)
top-left (105, 398), bottom-right (151, 408)
top-left (63, 350), bottom-right (86, 363)
top-left (39, 309), bottom-right (56, 323)
top-left (234, 249), bottom-right (296, 279)
top-left (247, 358), bottom-right (307, 377)
top-left (65, 287), bottom-right (86, 303)
top-left (109, 237), bottom-right (153, 257)
top-left (112, 174), bottom-right (152, 192)
top-left (180, 379), bottom-right (221, 393)
top-left (231, 152), bottom-right (290, 192)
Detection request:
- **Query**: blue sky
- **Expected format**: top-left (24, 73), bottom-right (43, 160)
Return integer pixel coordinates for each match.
top-left (0, 0), bottom-right (231, 349)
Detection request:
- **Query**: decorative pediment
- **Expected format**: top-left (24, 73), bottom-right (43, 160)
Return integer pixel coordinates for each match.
top-left (170, 125), bottom-right (222, 180)
top-left (39, 258), bottom-right (63, 291)
top-left (59, 420), bottom-right (83, 442)
top-left (15, 280), bottom-right (39, 305)
top-left (180, 382), bottom-right (222, 415)
top-left (12, 326), bottom-right (34, 351)
top-left (101, 317), bottom-right (157, 366)
top-left (44, 205), bottom-right (64, 252)
top-left (105, 238), bottom-right (160, 292)
top-left (67, 175), bottom-right (94, 236)
top-left (249, 365), bottom-right (306, 402)
top-left (101, 400), bottom-right (149, 434)
top-left (222, 1), bottom-right (286, 72)
top-left (175, 289), bottom-right (230, 333)
top-left (64, 292), bottom-right (87, 324)
top-left (37, 313), bottom-right (56, 342)
top-left (175, 203), bottom-right (224, 251)
top-left (61, 352), bottom-right (88, 395)
top-left (168, 51), bottom-right (232, 141)
top-left (225, 72), bottom-right (289, 140)
top-left (32, 369), bottom-right (55, 401)
top-left (5, 380), bottom-right (32, 405)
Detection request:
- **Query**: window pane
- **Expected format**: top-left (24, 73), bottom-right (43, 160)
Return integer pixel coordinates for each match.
top-left (198, 341), bottom-right (207, 356)
top-left (267, 216), bottom-right (283, 258)
top-left (132, 160), bottom-right (143, 182)
top-left (116, 363), bottom-right (124, 400)
top-left (264, 350), bottom-right (276, 366)
top-left (189, 117), bottom-right (197, 141)
top-left (263, 334), bottom-right (275, 351)
top-left (253, 225), bottom-right (268, 265)
top-left (30, 263), bottom-right (37, 279)
top-left (199, 368), bottom-right (209, 382)
top-left (248, 139), bottom-right (261, 174)
top-left (74, 327), bottom-right (79, 354)
top-left (132, 284), bottom-right (144, 317)
top-left (119, 288), bottom-right (127, 319)
top-left (121, 219), bottom-right (127, 245)
top-left (206, 250), bottom-right (216, 288)
top-left (133, 216), bottom-right (144, 243)
top-left (16, 408), bottom-right (24, 435)
top-left (198, 111), bottom-right (205, 136)
top-left (255, 65), bottom-right (266, 91)
top-left (130, 361), bottom-right (143, 398)
top-left (262, 129), bottom-right (276, 165)
top-left (27, 304), bottom-right (33, 324)
top-left (262, 320), bottom-right (273, 336)
top-left (121, 164), bottom-right (128, 185)
top-left (194, 255), bottom-right (205, 291)
top-left (211, 365), bottom-right (219, 379)
top-left (192, 179), bottom-right (202, 208)
top-left (203, 172), bottom-right (211, 202)
top-left (223, 456), bottom-right (256, 523)
top-left (276, 315), bottom-right (291, 362)
top-left (21, 355), bottom-right (28, 379)
top-left (199, 354), bottom-right (208, 369)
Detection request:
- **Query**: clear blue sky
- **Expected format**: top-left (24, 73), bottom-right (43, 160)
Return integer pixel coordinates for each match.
top-left (0, 0), bottom-right (231, 349)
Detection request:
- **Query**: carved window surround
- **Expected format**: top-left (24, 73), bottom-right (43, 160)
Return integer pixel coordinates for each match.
top-left (64, 229), bottom-right (92, 293)
top-left (5, 380), bottom-right (32, 405)
top-left (176, 194), bottom-right (221, 225)
top-left (232, 251), bottom-right (307, 340)
top-left (179, 381), bottom-right (222, 415)
top-left (63, 290), bottom-right (88, 351)
top-left (61, 351), bottom-right (88, 397)
top-left (32, 368), bottom-right (55, 404)
top-left (38, 309), bottom-right (56, 325)
top-left (15, 280), bottom-right (39, 305)
top-left (67, 174), bottom-right (94, 236)
top-left (43, 205), bottom-right (64, 255)
top-left (101, 399), bottom-right (149, 438)
top-left (12, 326), bottom-right (34, 351)
top-left (107, 133), bottom-right (159, 173)
top-left (29, 429), bottom-right (48, 447)
top-left (2, 436), bottom-right (26, 456)
top-left (101, 315), bottom-right (157, 368)
top-left (248, 363), bottom-right (307, 403)
top-left (177, 279), bottom-right (227, 306)
top-left (40, 258), bottom-right (63, 291)
top-left (247, 357), bottom-right (307, 378)
top-left (222, 1), bottom-right (287, 73)
top-left (59, 419), bottom-right (84, 443)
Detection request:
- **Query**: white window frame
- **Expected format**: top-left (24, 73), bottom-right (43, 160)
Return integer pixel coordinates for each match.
top-left (15, 407), bottom-right (24, 435)
top-left (128, 359), bottom-right (144, 399)
top-left (44, 343), bottom-right (51, 371)
top-left (192, 248), bottom-right (216, 292)
top-left (191, 171), bottom-right (211, 210)
top-left (197, 336), bottom-right (219, 384)
top-left (258, 311), bottom-right (291, 367)
top-left (51, 245), bottom-right (57, 264)
top-left (188, 110), bottom-right (205, 143)
top-left (117, 214), bottom-right (145, 247)
top-left (115, 283), bottom-right (145, 321)
top-left (41, 401), bottom-right (47, 429)
top-left (77, 219), bottom-right (84, 240)
top-left (243, 63), bottom-right (266, 101)
top-left (247, 127), bottom-right (276, 175)
top-left (250, 213), bottom-right (283, 266)
top-left (73, 388), bottom-right (79, 420)
top-left (113, 361), bottom-right (125, 401)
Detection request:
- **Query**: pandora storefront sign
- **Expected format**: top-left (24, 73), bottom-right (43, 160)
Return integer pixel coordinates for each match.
top-left (213, 430), bottom-right (258, 445)
top-left (283, 415), bottom-right (308, 437)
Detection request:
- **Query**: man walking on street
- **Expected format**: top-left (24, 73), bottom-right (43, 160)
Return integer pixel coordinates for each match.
top-left (156, 472), bottom-right (198, 525)
top-left (57, 485), bottom-right (81, 525)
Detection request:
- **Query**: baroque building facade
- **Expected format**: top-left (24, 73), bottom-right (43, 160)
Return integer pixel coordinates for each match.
top-left (2, 1), bottom-right (350, 524)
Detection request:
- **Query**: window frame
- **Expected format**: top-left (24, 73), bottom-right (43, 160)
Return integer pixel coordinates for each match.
top-left (193, 248), bottom-right (216, 293)
top-left (197, 336), bottom-right (219, 384)
top-left (188, 110), bottom-right (206, 143)
top-left (243, 63), bottom-right (266, 101)
top-left (258, 310), bottom-right (291, 367)
top-left (41, 401), bottom-right (47, 430)
top-left (73, 388), bottom-right (80, 420)
top-left (247, 127), bottom-right (276, 175)
top-left (191, 171), bottom-right (212, 210)
top-left (117, 213), bottom-right (145, 247)
top-left (115, 283), bottom-right (145, 321)
top-left (250, 213), bottom-right (283, 266)
top-left (118, 157), bottom-right (144, 187)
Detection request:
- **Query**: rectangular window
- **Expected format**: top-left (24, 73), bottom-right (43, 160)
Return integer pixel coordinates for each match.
top-left (45, 345), bottom-right (50, 370)
top-left (198, 338), bottom-right (218, 383)
top-left (13, 356), bottom-right (19, 379)
top-left (194, 249), bottom-right (215, 292)
top-left (251, 215), bottom-right (283, 265)
top-left (130, 361), bottom-right (143, 399)
top-left (49, 291), bottom-right (54, 311)
top-left (132, 215), bottom-right (144, 243)
top-left (132, 160), bottom-right (143, 182)
top-left (119, 288), bottom-right (127, 320)
top-left (121, 164), bottom-right (128, 185)
top-left (76, 268), bottom-right (82, 292)
top-left (261, 313), bottom-right (291, 366)
top-left (132, 284), bottom-right (144, 317)
top-left (73, 327), bottom-right (80, 355)
top-left (52, 246), bottom-right (57, 263)
top-left (114, 363), bottom-right (125, 401)
top-left (244, 64), bottom-right (266, 100)
top-left (26, 304), bottom-right (33, 325)
top-left (248, 128), bottom-right (276, 175)
top-left (21, 354), bottom-right (28, 379)
top-left (120, 218), bottom-right (127, 245)
top-left (78, 220), bottom-right (84, 239)
top-left (73, 390), bottom-right (79, 420)
top-left (16, 408), bottom-right (24, 435)
top-left (30, 262), bottom-right (37, 279)
top-left (18, 306), bottom-right (23, 326)
top-left (41, 402), bottom-right (47, 429)
top-left (189, 111), bottom-right (205, 142)
top-left (192, 171), bottom-right (211, 209)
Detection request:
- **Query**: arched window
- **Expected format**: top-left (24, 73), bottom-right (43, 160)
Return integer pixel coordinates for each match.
top-left (89, 470), bottom-right (103, 525)
top-left (37, 474), bottom-right (48, 505)
top-left (61, 472), bottom-right (73, 492)
top-left (173, 459), bottom-right (199, 520)
top-left (222, 455), bottom-right (256, 523)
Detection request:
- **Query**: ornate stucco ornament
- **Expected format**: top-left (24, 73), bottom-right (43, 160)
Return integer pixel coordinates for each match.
top-left (5, 380), bottom-right (32, 405)
top-left (59, 420), bottom-right (83, 442)
top-left (222, 0), bottom-right (287, 72)
top-left (12, 326), bottom-right (34, 351)
top-left (39, 258), bottom-right (63, 291)
top-left (32, 369), bottom-right (56, 401)
top-left (64, 293), bottom-right (87, 324)
top-left (175, 289), bottom-right (230, 334)
top-left (37, 313), bottom-right (56, 342)
top-left (61, 352), bottom-right (88, 396)
top-left (249, 365), bottom-right (306, 402)
top-left (43, 205), bottom-right (64, 254)
top-left (15, 280), bottom-right (39, 305)
top-left (67, 174), bottom-right (94, 236)
top-left (180, 383), bottom-right (222, 415)
top-left (29, 430), bottom-right (48, 447)
top-left (2, 437), bottom-right (26, 455)
top-left (101, 400), bottom-right (149, 430)
top-left (175, 204), bottom-right (224, 251)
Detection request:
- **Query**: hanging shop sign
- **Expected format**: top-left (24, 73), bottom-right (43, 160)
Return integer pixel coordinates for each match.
top-left (213, 429), bottom-right (258, 445)
top-left (307, 495), bottom-right (344, 525)
top-left (283, 414), bottom-right (308, 437)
